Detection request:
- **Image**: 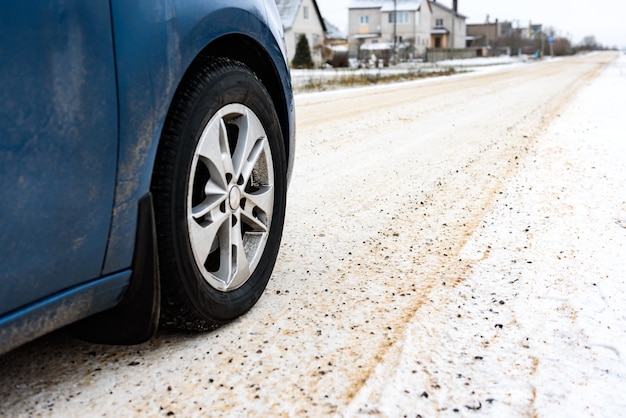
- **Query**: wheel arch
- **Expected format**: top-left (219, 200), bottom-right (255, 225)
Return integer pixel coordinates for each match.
top-left (179, 33), bottom-right (295, 178)
top-left (104, 5), bottom-right (294, 276)
top-left (60, 1), bottom-right (294, 346)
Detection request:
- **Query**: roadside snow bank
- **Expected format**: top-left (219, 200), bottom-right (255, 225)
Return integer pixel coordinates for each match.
top-left (290, 56), bottom-right (528, 91)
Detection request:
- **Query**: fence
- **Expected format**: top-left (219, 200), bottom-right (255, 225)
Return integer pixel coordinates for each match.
top-left (425, 48), bottom-right (477, 62)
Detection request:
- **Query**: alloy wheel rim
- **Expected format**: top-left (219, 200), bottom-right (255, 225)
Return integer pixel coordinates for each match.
top-left (186, 104), bottom-right (274, 292)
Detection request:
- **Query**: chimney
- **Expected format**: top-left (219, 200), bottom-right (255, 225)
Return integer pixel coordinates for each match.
top-left (453, 0), bottom-right (458, 12)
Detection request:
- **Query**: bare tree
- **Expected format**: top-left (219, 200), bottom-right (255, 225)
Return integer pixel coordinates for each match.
top-left (578, 35), bottom-right (599, 51)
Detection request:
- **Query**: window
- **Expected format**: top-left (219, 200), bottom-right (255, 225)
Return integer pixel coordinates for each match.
top-left (312, 34), bottom-right (319, 46)
top-left (388, 12), bottom-right (409, 24)
top-left (435, 18), bottom-right (443, 27)
top-left (303, 6), bottom-right (309, 19)
top-left (360, 15), bottom-right (369, 24)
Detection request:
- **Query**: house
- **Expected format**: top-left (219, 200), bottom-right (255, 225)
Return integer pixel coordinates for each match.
top-left (323, 18), bottom-right (350, 66)
top-left (324, 18), bottom-right (348, 47)
top-left (466, 20), bottom-right (536, 56)
top-left (348, 0), bottom-right (430, 61)
top-left (466, 19), bottom-right (514, 48)
top-left (347, 0), bottom-right (466, 61)
top-left (275, 0), bottom-right (327, 67)
top-left (430, 0), bottom-right (466, 49)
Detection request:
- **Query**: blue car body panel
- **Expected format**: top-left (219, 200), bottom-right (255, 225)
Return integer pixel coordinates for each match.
top-left (0, 2), bottom-right (118, 313)
top-left (0, 0), bottom-right (294, 354)
top-left (0, 272), bottom-right (131, 355)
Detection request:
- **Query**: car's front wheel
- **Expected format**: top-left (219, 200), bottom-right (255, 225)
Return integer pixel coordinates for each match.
top-left (152, 57), bottom-right (287, 330)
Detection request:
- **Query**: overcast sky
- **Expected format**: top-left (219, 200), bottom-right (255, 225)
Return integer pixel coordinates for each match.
top-left (317, 0), bottom-right (626, 48)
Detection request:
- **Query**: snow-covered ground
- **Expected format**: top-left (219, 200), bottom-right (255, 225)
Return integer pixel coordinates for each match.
top-left (435, 55), bottom-right (529, 67)
top-left (344, 53), bottom-right (626, 416)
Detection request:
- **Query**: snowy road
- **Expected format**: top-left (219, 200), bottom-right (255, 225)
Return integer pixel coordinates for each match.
top-left (1, 52), bottom-right (624, 417)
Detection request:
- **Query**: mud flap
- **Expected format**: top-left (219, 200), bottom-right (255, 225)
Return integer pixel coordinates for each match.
top-left (68, 193), bottom-right (160, 344)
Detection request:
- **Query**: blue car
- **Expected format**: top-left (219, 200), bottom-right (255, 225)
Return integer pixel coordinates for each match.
top-left (0, 0), bottom-right (295, 354)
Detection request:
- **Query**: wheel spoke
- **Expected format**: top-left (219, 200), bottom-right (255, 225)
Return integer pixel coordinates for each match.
top-left (209, 213), bottom-right (250, 290)
top-left (212, 220), bottom-right (234, 288)
top-left (191, 185), bottom-right (227, 219)
top-left (241, 186), bottom-right (273, 232)
top-left (230, 213), bottom-right (252, 289)
top-left (239, 138), bottom-right (266, 185)
top-left (188, 210), bottom-right (229, 266)
top-left (232, 110), bottom-right (266, 183)
top-left (196, 117), bottom-right (234, 188)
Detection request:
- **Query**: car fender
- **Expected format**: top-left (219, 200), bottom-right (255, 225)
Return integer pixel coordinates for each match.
top-left (103, 0), bottom-right (292, 275)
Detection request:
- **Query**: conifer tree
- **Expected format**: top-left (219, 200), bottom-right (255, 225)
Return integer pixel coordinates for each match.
top-left (292, 34), bottom-right (314, 68)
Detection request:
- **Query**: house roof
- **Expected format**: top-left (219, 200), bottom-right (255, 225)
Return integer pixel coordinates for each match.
top-left (430, 1), bottom-right (466, 19)
top-left (349, 0), bottom-right (383, 9)
top-left (361, 42), bottom-right (392, 50)
top-left (381, 2), bottom-right (421, 12)
top-left (350, 0), bottom-right (431, 12)
top-left (324, 18), bottom-right (347, 40)
top-left (275, 0), bottom-right (299, 29)
top-left (275, 0), bottom-right (327, 32)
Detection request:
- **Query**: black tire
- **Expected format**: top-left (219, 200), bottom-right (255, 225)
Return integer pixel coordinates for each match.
top-left (152, 57), bottom-right (287, 331)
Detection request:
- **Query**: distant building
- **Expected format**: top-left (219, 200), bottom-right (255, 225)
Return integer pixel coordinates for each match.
top-left (467, 19), bottom-right (514, 47)
top-left (323, 18), bottom-right (350, 66)
top-left (430, 0), bottom-right (466, 49)
top-left (275, 0), bottom-right (327, 67)
top-left (324, 18), bottom-right (348, 45)
top-left (347, 0), bottom-right (466, 61)
top-left (348, 0), bottom-right (430, 61)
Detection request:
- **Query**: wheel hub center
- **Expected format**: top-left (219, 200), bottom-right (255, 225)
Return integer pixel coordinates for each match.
top-left (228, 186), bottom-right (241, 211)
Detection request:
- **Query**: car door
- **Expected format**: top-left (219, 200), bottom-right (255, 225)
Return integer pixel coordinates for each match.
top-left (0, 2), bottom-right (118, 314)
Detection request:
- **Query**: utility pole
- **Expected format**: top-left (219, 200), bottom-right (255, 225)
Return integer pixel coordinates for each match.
top-left (549, 32), bottom-right (554, 57)
top-left (392, 0), bottom-right (397, 65)
top-left (412, 6), bottom-right (416, 61)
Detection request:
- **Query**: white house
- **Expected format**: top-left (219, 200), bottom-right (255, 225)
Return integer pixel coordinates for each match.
top-left (348, 0), bottom-right (466, 60)
top-left (430, 0), bottom-right (466, 49)
top-left (349, 0), bottom-right (429, 60)
top-left (275, 0), bottom-right (327, 67)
